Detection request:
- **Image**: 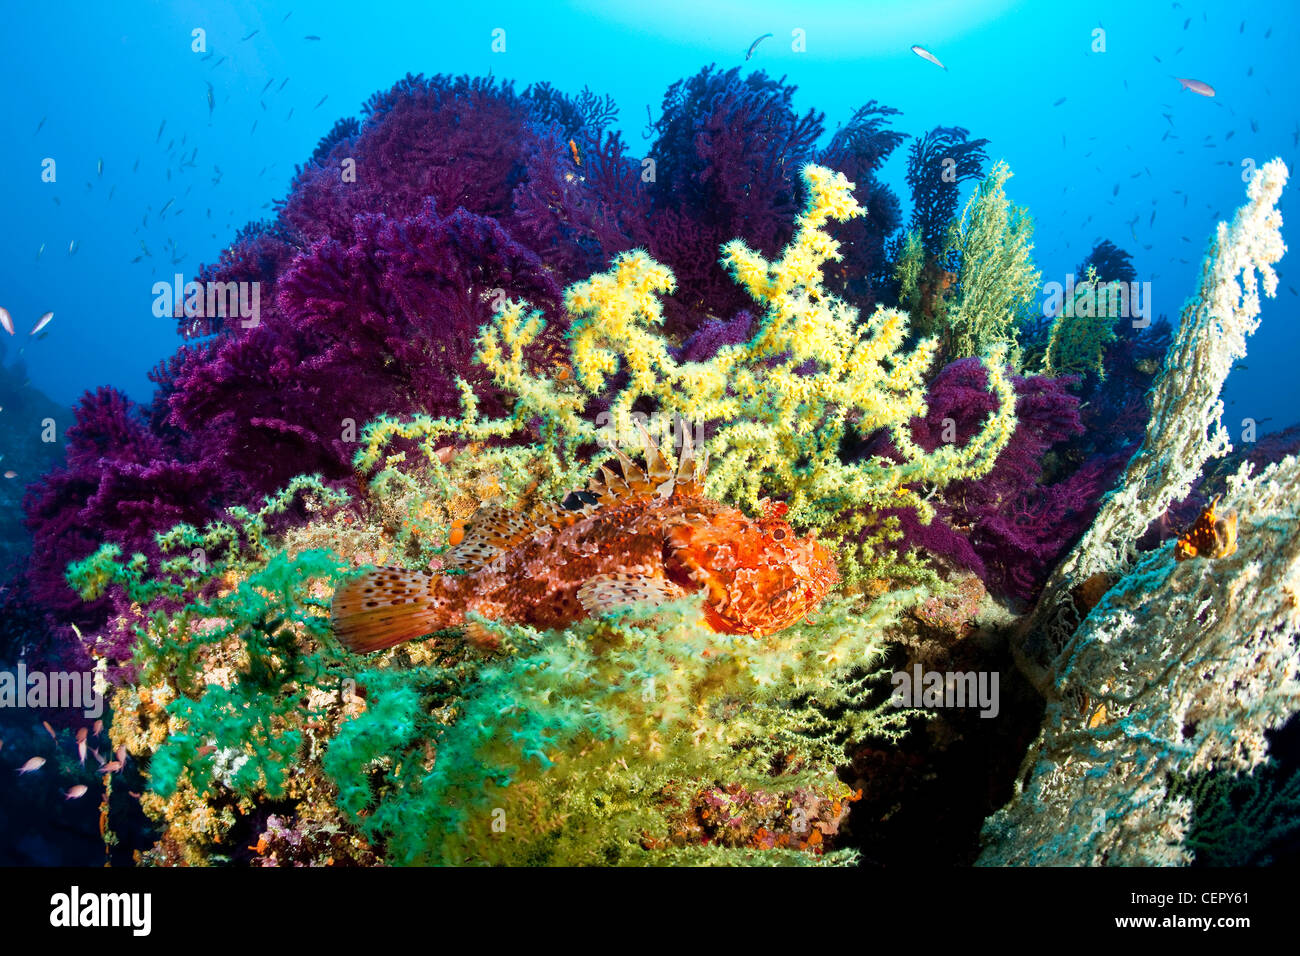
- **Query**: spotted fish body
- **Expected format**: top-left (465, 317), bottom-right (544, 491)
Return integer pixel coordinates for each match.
top-left (331, 429), bottom-right (839, 654)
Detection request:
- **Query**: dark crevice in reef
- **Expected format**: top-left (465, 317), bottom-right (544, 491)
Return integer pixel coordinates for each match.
top-left (840, 622), bottom-right (1046, 866)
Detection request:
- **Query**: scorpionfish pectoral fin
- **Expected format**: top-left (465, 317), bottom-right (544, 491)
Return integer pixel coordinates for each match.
top-left (576, 572), bottom-right (693, 619)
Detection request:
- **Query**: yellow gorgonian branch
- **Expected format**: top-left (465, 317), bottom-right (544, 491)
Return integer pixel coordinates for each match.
top-left (358, 163), bottom-right (1019, 589)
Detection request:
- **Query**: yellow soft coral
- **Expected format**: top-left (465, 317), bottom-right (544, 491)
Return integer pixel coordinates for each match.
top-left (356, 164), bottom-right (1019, 589)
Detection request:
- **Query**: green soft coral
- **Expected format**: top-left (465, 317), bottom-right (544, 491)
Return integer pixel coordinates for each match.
top-left (324, 591), bottom-right (917, 865)
top-left (943, 160), bottom-right (1041, 367)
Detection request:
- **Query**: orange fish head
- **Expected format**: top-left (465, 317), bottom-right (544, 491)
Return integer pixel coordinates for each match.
top-left (668, 506), bottom-right (839, 635)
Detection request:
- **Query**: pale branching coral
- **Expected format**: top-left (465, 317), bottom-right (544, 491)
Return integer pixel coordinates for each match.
top-left (1019, 158), bottom-right (1289, 680)
top-left (981, 454), bottom-right (1300, 865)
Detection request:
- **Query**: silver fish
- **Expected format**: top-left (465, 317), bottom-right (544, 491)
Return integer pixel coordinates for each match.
top-left (1175, 77), bottom-right (1215, 97)
top-left (0, 307), bottom-right (13, 335)
top-left (31, 311), bottom-right (54, 335)
top-left (910, 44), bottom-right (947, 71)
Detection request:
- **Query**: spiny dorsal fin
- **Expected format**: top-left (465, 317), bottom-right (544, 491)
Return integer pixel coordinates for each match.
top-left (607, 445), bottom-right (654, 495)
top-left (635, 422), bottom-right (674, 487)
top-left (444, 502), bottom-right (535, 570)
top-left (588, 462), bottom-right (635, 505)
top-left (673, 428), bottom-right (706, 497)
top-left (532, 498), bottom-right (598, 532)
top-left (576, 572), bottom-right (690, 617)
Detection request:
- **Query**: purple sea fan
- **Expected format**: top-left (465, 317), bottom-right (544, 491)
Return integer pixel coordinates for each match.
top-left (22, 387), bottom-right (218, 630)
top-left (883, 359), bottom-right (1122, 601)
top-left (166, 200), bottom-right (564, 497)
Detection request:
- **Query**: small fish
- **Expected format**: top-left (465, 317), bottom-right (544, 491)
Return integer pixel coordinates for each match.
top-left (1175, 77), bottom-right (1215, 97)
top-left (96, 158), bottom-right (103, 177)
top-left (42, 720), bottom-right (56, 740)
top-left (64, 785), bottom-right (89, 800)
top-left (1183, 17), bottom-right (1190, 29)
top-left (17, 757), bottom-right (45, 775)
top-left (283, 11), bottom-right (293, 21)
top-left (1240, 20), bottom-right (1245, 33)
top-left (206, 81), bottom-right (215, 116)
top-left (31, 311), bottom-right (54, 335)
top-left (251, 119), bottom-right (258, 134)
top-left (212, 55), bottom-right (227, 67)
top-left (78, 739), bottom-right (87, 765)
top-left (160, 197), bottom-right (174, 215)
top-left (93, 719), bottom-right (103, 737)
top-left (4, 471), bottom-right (16, 480)
top-left (569, 138), bottom-right (582, 167)
top-left (332, 428), bottom-right (838, 653)
top-left (1052, 97), bottom-right (1065, 106)
top-left (0, 308), bottom-right (13, 336)
top-left (261, 78), bottom-right (274, 95)
top-left (745, 33), bottom-right (773, 60)
top-left (314, 95), bottom-right (327, 109)
top-left (36, 242), bottom-right (45, 260)
top-left (241, 29), bottom-right (258, 41)
top-left (279, 77), bottom-right (290, 91)
top-left (100, 761), bottom-right (123, 774)
top-left (1226, 130), bottom-right (1235, 140)
top-left (1265, 27), bottom-right (1272, 39)
top-left (68, 239), bottom-right (78, 255)
top-left (304, 34), bottom-right (321, 41)
top-left (1150, 209), bottom-right (1156, 226)
top-left (35, 115), bottom-right (46, 134)
top-left (1233, 363), bottom-right (1249, 371)
top-left (156, 119), bottom-right (166, 143)
top-left (1250, 118), bottom-right (1259, 133)
top-left (910, 44), bottom-right (947, 71)
top-left (286, 107), bottom-right (294, 120)
top-left (1112, 184), bottom-right (1119, 197)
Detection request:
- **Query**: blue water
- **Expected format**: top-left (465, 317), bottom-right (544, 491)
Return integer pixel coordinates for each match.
top-left (2, 0), bottom-right (1298, 426)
